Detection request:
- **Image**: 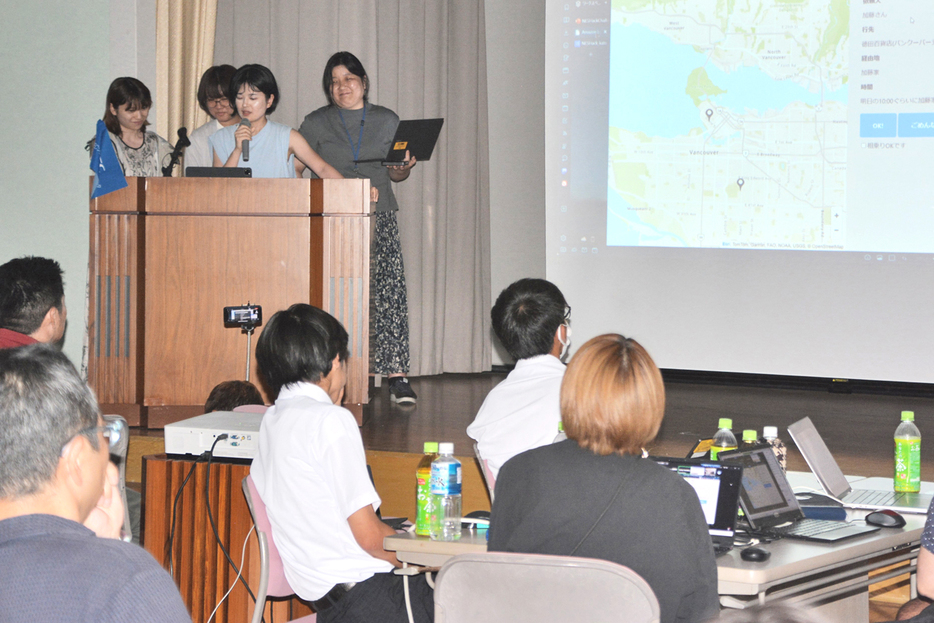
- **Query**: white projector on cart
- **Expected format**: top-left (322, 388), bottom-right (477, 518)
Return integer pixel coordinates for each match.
top-left (164, 410), bottom-right (263, 460)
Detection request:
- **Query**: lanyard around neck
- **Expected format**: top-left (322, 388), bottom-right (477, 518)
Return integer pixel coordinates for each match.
top-left (337, 105), bottom-right (366, 171)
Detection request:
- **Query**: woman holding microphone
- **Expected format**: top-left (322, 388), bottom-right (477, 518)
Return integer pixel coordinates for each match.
top-left (211, 64), bottom-right (342, 180)
top-left (300, 52), bottom-right (418, 404)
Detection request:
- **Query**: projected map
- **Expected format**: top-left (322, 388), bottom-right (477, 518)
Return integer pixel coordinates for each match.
top-left (607, 0), bottom-right (849, 250)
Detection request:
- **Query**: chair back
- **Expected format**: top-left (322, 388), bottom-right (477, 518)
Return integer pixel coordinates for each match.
top-left (242, 476), bottom-right (307, 623)
top-left (473, 443), bottom-right (496, 503)
top-left (434, 552), bottom-right (660, 623)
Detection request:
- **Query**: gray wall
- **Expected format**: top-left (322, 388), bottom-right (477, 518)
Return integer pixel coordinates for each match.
top-left (0, 0), bottom-right (111, 366)
top-left (485, 0), bottom-right (546, 364)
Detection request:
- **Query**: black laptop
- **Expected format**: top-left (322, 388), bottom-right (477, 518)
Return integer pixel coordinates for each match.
top-left (370, 118), bottom-right (444, 166)
top-left (718, 445), bottom-right (880, 543)
top-left (185, 167), bottom-right (252, 178)
top-left (651, 456), bottom-right (744, 555)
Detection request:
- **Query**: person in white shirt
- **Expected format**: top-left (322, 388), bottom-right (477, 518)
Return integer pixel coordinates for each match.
top-left (467, 278), bottom-right (571, 479)
top-left (250, 304), bottom-right (433, 623)
top-left (185, 65), bottom-right (241, 169)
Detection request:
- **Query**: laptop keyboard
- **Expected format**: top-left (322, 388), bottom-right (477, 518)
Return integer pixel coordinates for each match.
top-left (762, 518), bottom-right (849, 538)
top-left (845, 489), bottom-right (902, 505)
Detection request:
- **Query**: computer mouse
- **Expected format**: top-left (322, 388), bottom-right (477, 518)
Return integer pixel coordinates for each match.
top-left (740, 546), bottom-right (771, 562)
top-left (865, 509), bottom-right (906, 528)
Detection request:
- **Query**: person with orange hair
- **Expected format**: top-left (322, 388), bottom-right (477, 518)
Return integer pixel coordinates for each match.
top-left (488, 334), bottom-right (719, 623)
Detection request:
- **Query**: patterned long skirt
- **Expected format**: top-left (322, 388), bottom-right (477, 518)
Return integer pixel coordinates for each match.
top-left (371, 211), bottom-right (411, 374)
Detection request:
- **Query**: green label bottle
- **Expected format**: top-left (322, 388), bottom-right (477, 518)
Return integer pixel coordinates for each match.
top-left (415, 442), bottom-right (439, 535)
top-left (710, 418), bottom-right (737, 461)
top-left (894, 411), bottom-right (921, 493)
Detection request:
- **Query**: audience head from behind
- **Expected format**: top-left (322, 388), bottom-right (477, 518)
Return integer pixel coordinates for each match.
top-left (711, 603), bottom-right (825, 623)
top-left (103, 77), bottom-right (153, 137)
top-left (255, 304), bottom-right (349, 404)
top-left (561, 334), bottom-right (664, 457)
top-left (204, 380), bottom-right (265, 413)
top-left (0, 346), bottom-right (194, 622)
top-left (491, 278), bottom-right (570, 362)
top-left (0, 345), bottom-right (104, 507)
top-left (0, 256), bottom-right (67, 347)
top-left (197, 64), bottom-right (239, 125)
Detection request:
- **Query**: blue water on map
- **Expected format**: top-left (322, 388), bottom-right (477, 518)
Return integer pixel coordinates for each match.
top-left (608, 22), bottom-right (848, 139)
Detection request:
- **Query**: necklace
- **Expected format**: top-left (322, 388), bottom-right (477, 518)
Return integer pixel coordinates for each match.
top-left (337, 105), bottom-right (366, 171)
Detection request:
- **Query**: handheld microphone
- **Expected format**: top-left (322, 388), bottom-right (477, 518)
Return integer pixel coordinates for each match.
top-left (239, 118), bottom-right (251, 162)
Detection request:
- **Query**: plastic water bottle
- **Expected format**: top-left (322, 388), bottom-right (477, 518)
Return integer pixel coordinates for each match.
top-left (415, 442), bottom-right (439, 536)
top-left (763, 426), bottom-right (787, 472)
top-left (430, 443), bottom-right (462, 541)
top-left (554, 421), bottom-right (567, 443)
top-left (895, 411), bottom-right (921, 493)
top-left (710, 418), bottom-right (737, 460)
top-left (741, 429), bottom-right (759, 448)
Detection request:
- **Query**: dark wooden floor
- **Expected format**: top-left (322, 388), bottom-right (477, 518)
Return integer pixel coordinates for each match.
top-left (361, 373), bottom-right (934, 480)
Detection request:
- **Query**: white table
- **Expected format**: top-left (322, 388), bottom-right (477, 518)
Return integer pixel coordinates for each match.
top-left (385, 473), bottom-right (928, 622)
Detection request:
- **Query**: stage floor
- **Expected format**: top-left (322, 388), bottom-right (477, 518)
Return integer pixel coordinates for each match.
top-left (362, 372), bottom-right (934, 480)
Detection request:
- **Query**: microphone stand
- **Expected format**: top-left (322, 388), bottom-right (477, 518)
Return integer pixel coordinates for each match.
top-left (162, 127), bottom-right (191, 177)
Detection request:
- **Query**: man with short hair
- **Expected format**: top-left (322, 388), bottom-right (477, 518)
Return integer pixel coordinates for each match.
top-left (467, 278), bottom-right (571, 479)
top-left (251, 303), bottom-right (433, 623)
top-left (0, 344), bottom-right (190, 623)
top-left (0, 256), bottom-right (68, 349)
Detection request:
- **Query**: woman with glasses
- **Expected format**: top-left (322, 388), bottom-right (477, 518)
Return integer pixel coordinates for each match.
top-left (488, 334), bottom-right (720, 623)
top-left (185, 65), bottom-right (241, 169)
top-left (299, 51), bottom-right (418, 404)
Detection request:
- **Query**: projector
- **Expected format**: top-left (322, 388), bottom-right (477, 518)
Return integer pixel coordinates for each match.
top-left (164, 410), bottom-right (263, 459)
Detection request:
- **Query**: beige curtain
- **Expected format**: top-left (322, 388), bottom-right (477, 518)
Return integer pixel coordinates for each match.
top-left (155, 0), bottom-right (218, 150)
top-left (213, 0), bottom-right (492, 376)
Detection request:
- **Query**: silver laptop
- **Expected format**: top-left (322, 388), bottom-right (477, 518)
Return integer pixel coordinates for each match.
top-left (788, 417), bottom-right (933, 514)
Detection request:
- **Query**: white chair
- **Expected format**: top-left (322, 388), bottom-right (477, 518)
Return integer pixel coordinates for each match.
top-left (434, 552), bottom-right (660, 623)
top-left (241, 476), bottom-right (316, 623)
top-left (472, 443), bottom-right (496, 504)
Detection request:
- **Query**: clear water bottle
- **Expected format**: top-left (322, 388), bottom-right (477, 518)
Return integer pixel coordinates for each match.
top-left (415, 442), bottom-right (439, 536)
top-left (554, 421), bottom-right (567, 443)
top-left (763, 426), bottom-right (787, 472)
top-left (710, 418), bottom-right (737, 460)
top-left (895, 411), bottom-right (921, 493)
top-left (430, 443), bottom-right (462, 541)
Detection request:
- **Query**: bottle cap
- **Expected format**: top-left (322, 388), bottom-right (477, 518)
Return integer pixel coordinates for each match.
top-left (718, 418), bottom-right (733, 429)
top-left (742, 430), bottom-right (757, 442)
top-left (763, 426), bottom-right (778, 439)
top-left (902, 411), bottom-right (915, 422)
top-left (424, 442), bottom-right (438, 453)
top-left (439, 442), bottom-right (454, 454)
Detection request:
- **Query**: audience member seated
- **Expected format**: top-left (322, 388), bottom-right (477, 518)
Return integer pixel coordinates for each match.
top-left (0, 256), bottom-right (67, 349)
top-left (894, 498), bottom-right (934, 621)
top-left (488, 333), bottom-right (720, 623)
top-left (466, 278), bottom-right (570, 478)
top-left (250, 304), bottom-right (433, 623)
top-left (204, 379), bottom-right (265, 413)
top-left (0, 344), bottom-right (190, 623)
top-left (185, 64), bottom-right (240, 169)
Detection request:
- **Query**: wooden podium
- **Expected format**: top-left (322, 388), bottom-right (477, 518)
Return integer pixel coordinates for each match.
top-left (88, 177), bottom-right (372, 427)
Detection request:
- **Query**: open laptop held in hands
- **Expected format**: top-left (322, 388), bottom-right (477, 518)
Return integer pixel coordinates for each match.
top-left (788, 417), bottom-right (933, 515)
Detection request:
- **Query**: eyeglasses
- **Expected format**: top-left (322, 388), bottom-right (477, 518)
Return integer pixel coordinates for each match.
top-left (69, 415), bottom-right (129, 457)
top-left (206, 98), bottom-right (231, 108)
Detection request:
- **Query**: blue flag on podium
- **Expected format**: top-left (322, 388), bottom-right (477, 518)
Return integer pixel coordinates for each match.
top-left (90, 119), bottom-right (127, 198)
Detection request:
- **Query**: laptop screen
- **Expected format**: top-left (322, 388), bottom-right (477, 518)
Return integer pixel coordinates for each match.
top-left (787, 416), bottom-right (852, 499)
top-left (718, 445), bottom-right (802, 529)
top-left (652, 456), bottom-right (743, 540)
